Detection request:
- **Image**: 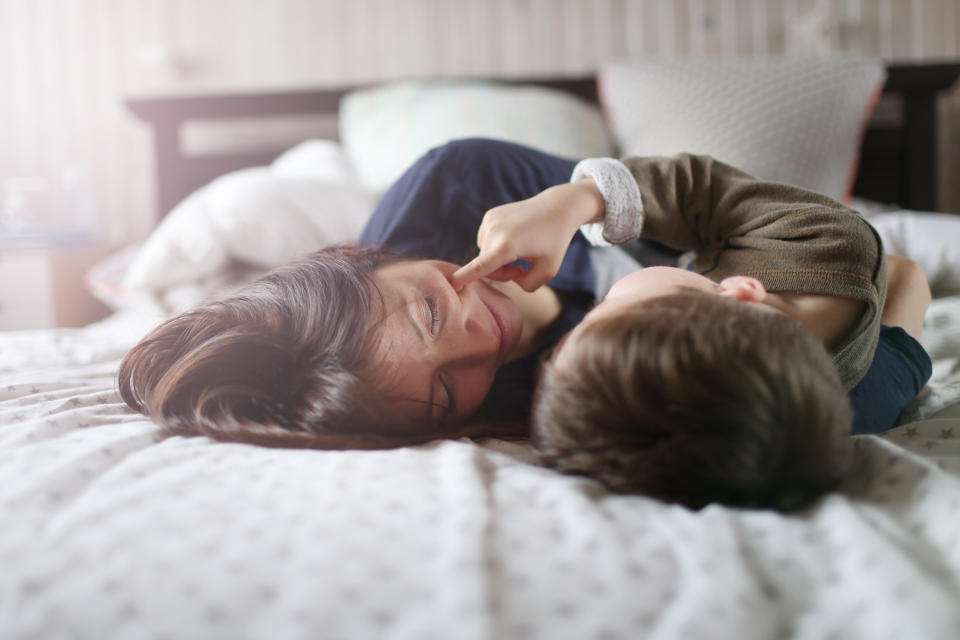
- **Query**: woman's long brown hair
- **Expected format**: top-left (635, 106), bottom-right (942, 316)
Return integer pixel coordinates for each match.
top-left (118, 246), bottom-right (477, 450)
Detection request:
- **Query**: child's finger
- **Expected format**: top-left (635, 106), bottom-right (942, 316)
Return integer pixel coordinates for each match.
top-left (451, 251), bottom-right (511, 289)
top-left (485, 264), bottom-right (527, 282)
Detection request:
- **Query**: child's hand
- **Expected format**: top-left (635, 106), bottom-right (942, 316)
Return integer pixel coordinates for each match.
top-left (451, 178), bottom-right (605, 292)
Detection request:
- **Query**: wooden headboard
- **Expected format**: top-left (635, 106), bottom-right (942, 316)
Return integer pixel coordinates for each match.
top-left (127, 62), bottom-right (960, 220)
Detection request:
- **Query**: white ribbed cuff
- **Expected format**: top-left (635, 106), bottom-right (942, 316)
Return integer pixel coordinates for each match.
top-left (571, 158), bottom-right (644, 247)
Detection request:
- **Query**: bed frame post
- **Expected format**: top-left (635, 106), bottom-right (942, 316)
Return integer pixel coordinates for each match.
top-left (886, 63), bottom-right (960, 211)
top-left (902, 93), bottom-right (937, 212)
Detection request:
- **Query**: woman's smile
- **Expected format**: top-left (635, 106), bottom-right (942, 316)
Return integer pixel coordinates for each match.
top-left (483, 300), bottom-right (508, 359)
top-left (365, 259), bottom-right (525, 427)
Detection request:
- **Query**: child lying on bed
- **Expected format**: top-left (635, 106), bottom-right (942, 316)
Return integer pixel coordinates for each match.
top-left (531, 256), bottom-right (930, 510)
top-left (451, 152), bottom-right (932, 510)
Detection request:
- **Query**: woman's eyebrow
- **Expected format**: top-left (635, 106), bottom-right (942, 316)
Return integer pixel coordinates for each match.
top-left (441, 381), bottom-right (456, 419)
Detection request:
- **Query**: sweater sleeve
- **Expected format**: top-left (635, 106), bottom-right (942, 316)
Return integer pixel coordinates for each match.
top-left (571, 158), bottom-right (644, 246)
top-left (583, 152), bottom-right (887, 390)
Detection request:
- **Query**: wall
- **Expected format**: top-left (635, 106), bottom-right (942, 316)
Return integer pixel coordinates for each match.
top-left (2, 0), bottom-right (959, 244)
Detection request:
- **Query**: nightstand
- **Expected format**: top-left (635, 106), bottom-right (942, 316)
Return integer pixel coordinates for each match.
top-left (0, 244), bottom-right (115, 330)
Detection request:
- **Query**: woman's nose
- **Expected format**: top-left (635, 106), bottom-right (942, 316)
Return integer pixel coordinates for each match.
top-left (442, 281), bottom-right (499, 362)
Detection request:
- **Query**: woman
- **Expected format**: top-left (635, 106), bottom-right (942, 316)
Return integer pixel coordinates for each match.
top-left (119, 139), bottom-right (931, 447)
top-left (120, 139), bottom-right (593, 447)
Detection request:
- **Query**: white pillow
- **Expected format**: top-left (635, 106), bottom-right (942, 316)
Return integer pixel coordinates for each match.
top-left (123, 140), bottom-right (376, 292)
top-left (600, 57), bottom-right (885, 202)
top-left (864, 209), bottom-right (960, 296)
top-left (339, 81), bottom-right (615, 194)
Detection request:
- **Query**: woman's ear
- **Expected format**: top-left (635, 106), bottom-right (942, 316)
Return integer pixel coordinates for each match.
top-left (718, 276), bottom-right (767, 302)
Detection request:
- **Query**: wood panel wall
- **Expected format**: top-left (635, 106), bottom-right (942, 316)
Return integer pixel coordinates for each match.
top-left (2, 0), bottom-right (959, 243)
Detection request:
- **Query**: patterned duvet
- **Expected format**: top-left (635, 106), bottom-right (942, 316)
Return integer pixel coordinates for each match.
top-left (2, 298), bottom-right (959, 640)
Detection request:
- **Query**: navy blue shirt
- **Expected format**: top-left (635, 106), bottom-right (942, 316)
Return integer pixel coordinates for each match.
top-left (360, 138), bottom-right (932, 431)
top-left (848, 326), bottom-right (932, 434)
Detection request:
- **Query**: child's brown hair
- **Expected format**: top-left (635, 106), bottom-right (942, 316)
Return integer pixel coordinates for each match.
top-left (532, 291), bottom-right (854, 511)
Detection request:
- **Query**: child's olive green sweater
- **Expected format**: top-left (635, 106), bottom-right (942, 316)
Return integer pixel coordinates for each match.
top-left (578, 153), bottom-right (886, 390)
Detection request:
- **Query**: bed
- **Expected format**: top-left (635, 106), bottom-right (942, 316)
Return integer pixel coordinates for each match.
top-left (3, 59), bottom-right (960, 639)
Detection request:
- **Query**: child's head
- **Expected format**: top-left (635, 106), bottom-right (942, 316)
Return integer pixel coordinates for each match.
top-left (532, 269), bottom-right (854, 511)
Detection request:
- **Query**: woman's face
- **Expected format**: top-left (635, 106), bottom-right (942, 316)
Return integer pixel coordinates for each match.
top-left (365, 260), bottom-right (525, 427)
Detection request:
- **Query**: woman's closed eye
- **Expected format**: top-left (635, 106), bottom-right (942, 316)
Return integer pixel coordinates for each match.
top-left (425, 294), bottom-right (441, 334)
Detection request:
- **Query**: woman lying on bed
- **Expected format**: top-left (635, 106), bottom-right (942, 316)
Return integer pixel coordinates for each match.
top-left (118, 139), bottom-right (932, 506)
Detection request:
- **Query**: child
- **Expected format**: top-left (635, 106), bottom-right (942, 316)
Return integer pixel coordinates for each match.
top-left (532, 257), bottom-right (930, 511)
top-left (532, 277), bottom-right (856, 511)
top-left (452, 152), bottom-right (932, 510)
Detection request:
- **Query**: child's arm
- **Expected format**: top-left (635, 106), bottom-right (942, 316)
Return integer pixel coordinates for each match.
top-left (881, 254), bottom-right (931, 339)
top-left (612, 155), bottom-right (880, 284)
top-left (455, 153), bottom-right (880, 298)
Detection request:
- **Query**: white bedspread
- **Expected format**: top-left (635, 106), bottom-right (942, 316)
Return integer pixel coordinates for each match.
top-left (2, 298), bottom-right (960, 640)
